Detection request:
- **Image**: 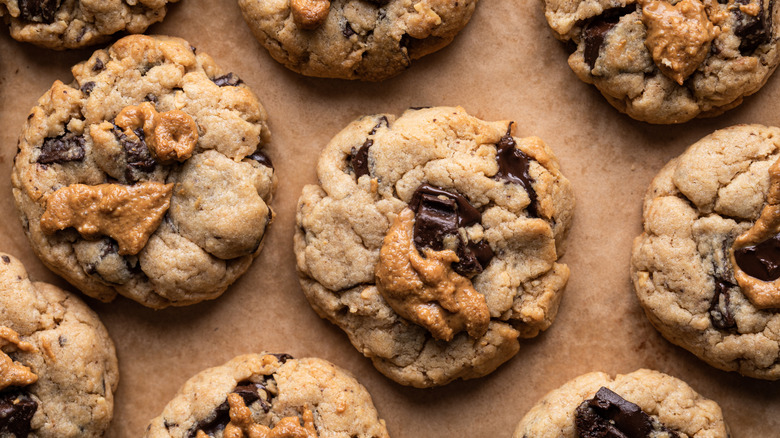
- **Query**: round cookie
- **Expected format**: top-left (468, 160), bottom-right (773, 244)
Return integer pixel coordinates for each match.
top-left (144, 353), bottom-right (390, 438)
top-left (513, 369), bottom-right (730, 437)
top-left (0, 252), bottom-right (119, 437)
top-left (542, 0), bottom-right (780, 124)
top-left (631, 125), bottom-right (780, 380)
top-left (12, 34), bottom-right (276, 309)
top-left (294, 106), bottom-right (574, 387)
top-left (237, 0), bottom-right (477, 81)
top-left (0, 0), bottom-right (179, 49)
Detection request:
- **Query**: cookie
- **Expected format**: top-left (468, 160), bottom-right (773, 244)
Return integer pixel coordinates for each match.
top-left (0, 252), bottom-right (119, 437)
top-left (631, 124), bottom-right (780, 380)
top-left (294, 106), bottom-right (574, 387)
top-left (0, 0), bottom-right (179, 49)
top-left (513, 369), bottom-right (730, 437)
top-left (144, 353), bottom-right (390, 438)
top-left (542, 0), bottom-right (780, 124)
top-left (237, 0), bottom-right (477, 81)
top-left (12, 34), bottom-right (276, 309)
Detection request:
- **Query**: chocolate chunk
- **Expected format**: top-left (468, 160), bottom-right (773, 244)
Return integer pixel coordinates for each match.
top-left (80, 81), bottom-right (96, 96)
top-left (350, 117), bottom-right (388, 179)
top-left (343, 22), bottom-right (356, 37)
top-left (494, 126), bottom-right (538, 217)
top-left (709, 278), bottom-right (737, 330)
top-left (114, 126), bottom-right (156, 182)
top-left (582, 6), bottom-right (636, 70)
top-left (575, 387), bottom-right (658, 438)
top-left (454, 240), bottom-right (494, 276)
top-left (409, 184), bottom-right (481, 227)
top-left (37, 132), bottom-right (86, 165)
top-left (92, 58), bottom-right (105, 72)
top-left (734, 232), bottom-right (780, 281)
top-left (735, 0), bottom-right (773, 54)
top-left (271, 353), bottom-right (293, 363)
top-left (144, 94), bottom-right (158, 103)
top-left (247, 149), bottom-right (274, 169)
top-left (0, 390), bottom-right (38, 437)
top-left (212, 73), bottom-right (243, 87)
top-left (18, 0), bottom-right (61, 23)
top-left (1, 255), bottom-right (9, 264)
top-left (412, 192), bottom-right (459, 251)
top-left (187, 378), bottom-right (276, 437)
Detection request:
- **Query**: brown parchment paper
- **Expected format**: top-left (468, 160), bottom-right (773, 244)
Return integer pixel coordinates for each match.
top-left (1, 0), bottom-right (779, 436)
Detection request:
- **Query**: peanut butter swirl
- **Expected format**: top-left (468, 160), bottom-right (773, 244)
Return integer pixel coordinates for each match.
top-left (0, 326), bottom-right (38, 391)
top-left (115, 102), bottom-right (198, 164)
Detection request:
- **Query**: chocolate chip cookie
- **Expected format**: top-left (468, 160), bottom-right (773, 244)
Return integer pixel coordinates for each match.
top-left (0, 252), bottom-right (119, 437)
top-left (144, 353), bottom-right (390, 438)
top-left (237, 0), bottom-right (478, 81)
top-left (294, 106), bottom-right (575, 387)
top-left (631, 125), bottom-right (780, 379)
top-left (12, 34), bottom-right (276, 309)
top-left (542, 0), bottom-right (780, 124)
top-left (0, 0), bottom-right (179, 49)
top-left (513, 369), bottom-right (730, 437)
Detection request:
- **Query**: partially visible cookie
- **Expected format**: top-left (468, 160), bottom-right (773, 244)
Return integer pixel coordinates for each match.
top-left (631, 124), bottom-right (780, 380)
top-left (144, 353), bottom-right (390, 438)
top-left (295, 106), bottom-right (574, 387)
top-left (0, 0), bottom-right (180, 49)
top-left (513, 369), bottom-right (730, 437)
top-left (238, 0), bottom-right (478, 81)
top-left (0, 252), bottom-right (119, 437)
top-left (12, 34), bottom-right (276, 309)
top-left (542, 0), bottom-right (780, 124)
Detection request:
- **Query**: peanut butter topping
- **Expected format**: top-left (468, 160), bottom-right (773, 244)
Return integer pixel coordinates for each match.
top-left (40, 182), bottom-right (174, 255)
top-left (0, 327), bottom-right (38, 391)
top-left (115, 102), bottom-right (198, 164)
top-left (291, 0), bottom-right (331, 30)
top-left (375, 208), bottom-right (490, 341)
top-left (641, 0), bottom-right (719, 85)
top-left (730, 157), bottom-right (780, 309)
top-left (209, 393), bottom-right (318, 438)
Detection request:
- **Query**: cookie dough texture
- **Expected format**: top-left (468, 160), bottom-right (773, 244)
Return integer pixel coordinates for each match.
top-left (0, 0), bottom-right (179, 49)
top-left (542, 0), bottom-right (780, 123)
top-left (238, 0), bottom-right (478, 81)
top-left (12, 35), bottom-right (276, 309)
top-left (513, 369), bottom-right (729, 437)
top-left (631, 125), bottom-right (780, 379)
top-left (144, 353), bottom-right (390, 438)
top-left (0, 253), bottom-right (119, 437)
top-left (294, 106), bottom-right (574, 387)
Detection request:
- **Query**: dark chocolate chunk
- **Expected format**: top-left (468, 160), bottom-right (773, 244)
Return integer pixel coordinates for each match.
top-left (409, 184), bottom-right (481, 227)
top-left (247, 149), bottom-right (274, 169)
top-left (494, 126), bottom-right (538, 217)
top-left (212, 73), bottom-right (243, 87)
top-left (271, 353), bottom-right (293, 363)
top-left (0, 389), bottom-right (38, 437)
top-left (18, 0), bottom-right (61, 23)
top-left (734, 232), bottom-right (780, 281)
top-left (350, 117), bottom-right (388, 179)
top-left (343, 21), bottom-right (356, 37)
top-left (92, 58), bottom-right (105, 72)
top-left (187, 378), bottom-right (277, 438)
top-left (2, 255), bottom-right (10, 264)
top-left (80, 81), bottom-right (96, 96)
top-left (144, 94), bottom-right (158, 103)
top-left (735, 0), bottom-right (773, 55)
top-left (575, 387), bottom-right (658, 438)
top-left (37, 132), bottom-right (86, 165)
top-left (709, 278), bottom-right (737, 330)
top-left (114, 126), bottom-right (156, 182)
top-left (454, 239), bottom-right (494, 276)
top-left (582, 6), bottom-right (636, 70)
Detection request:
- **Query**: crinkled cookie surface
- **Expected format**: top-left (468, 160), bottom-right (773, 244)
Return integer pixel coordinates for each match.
top-left (238, 0), bottom-right (478, 81)
top-left (0, 0), bottom-right (179, 49)
top-left (0, 252), bottom-right (119, 438)
top-left (542, 0), bottom-right (780, 124)
top-left (144, 353), bottom-right (390, 438)
top-left (513, 369), bottom-right (730, 438)
top-left (12, 34), bottom-right (276, 309)
top-left (294, 106), bottom-right (574, 387)
top-left (631, 125), bottom-right (780, 380)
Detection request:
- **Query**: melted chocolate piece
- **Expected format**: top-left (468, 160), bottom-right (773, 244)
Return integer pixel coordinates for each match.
top-left (115, 126), bottom-right (156, 182)
top-left (19, 0), bottom-right (61, 23)
top-left (212, 73), bottom-right (243, 87)
top-left (343, 22), bottom-right (356, 38)
top-left (247, 149), bottom-right (274, 169)
top-left (735, 0), bottom-right (773, 54)
top-left (408, 184), bottom-right (493, 275)
top-left (92, 58), bottom-right (105, 72)
top-left (80, 81), bottom-right (96, 96)
top-left (582, 6), bottom-right (636, 70)
top-left (576, 387), bottom-right (679, 438)
top-left (0, 389), bottom-right (38, 437)
top-left (494, 127), bottom-right (538, 217)
top-left (187, 379), bottom-right (275, 438)
top-left (709, 278), bottom-right (737, 330)
top-left (271, 353), bottom-right (293, 363)
top-left (37, 132), bottom-right (86, 165)
top-left (734, 232), bottom-right (780, 281)
top-left (350, 117), bottom-right (388, 179)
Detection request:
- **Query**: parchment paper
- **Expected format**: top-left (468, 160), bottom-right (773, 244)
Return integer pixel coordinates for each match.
top-left (1, 0), bottom-right (778, 436)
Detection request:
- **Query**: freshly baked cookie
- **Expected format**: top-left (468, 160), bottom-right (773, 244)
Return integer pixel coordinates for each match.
top-left (12, 34), bottom-right (276, 309)
top-left (144, 353), bottom-right (390, 438)
top-left (0, 0), bottom-right (179, 49)
top-left (631, 125), bottom-right (780, 380)
top-left (513, 369), bottom-right (730, 437)
top-left (542, 0), bottom-right (780, 124)
top-left (294, 106), bottom-right (574, 387)
top-left (237, 0), bottom-right (477, 81)
top-left (0, 252), bottom-right (119, 437)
